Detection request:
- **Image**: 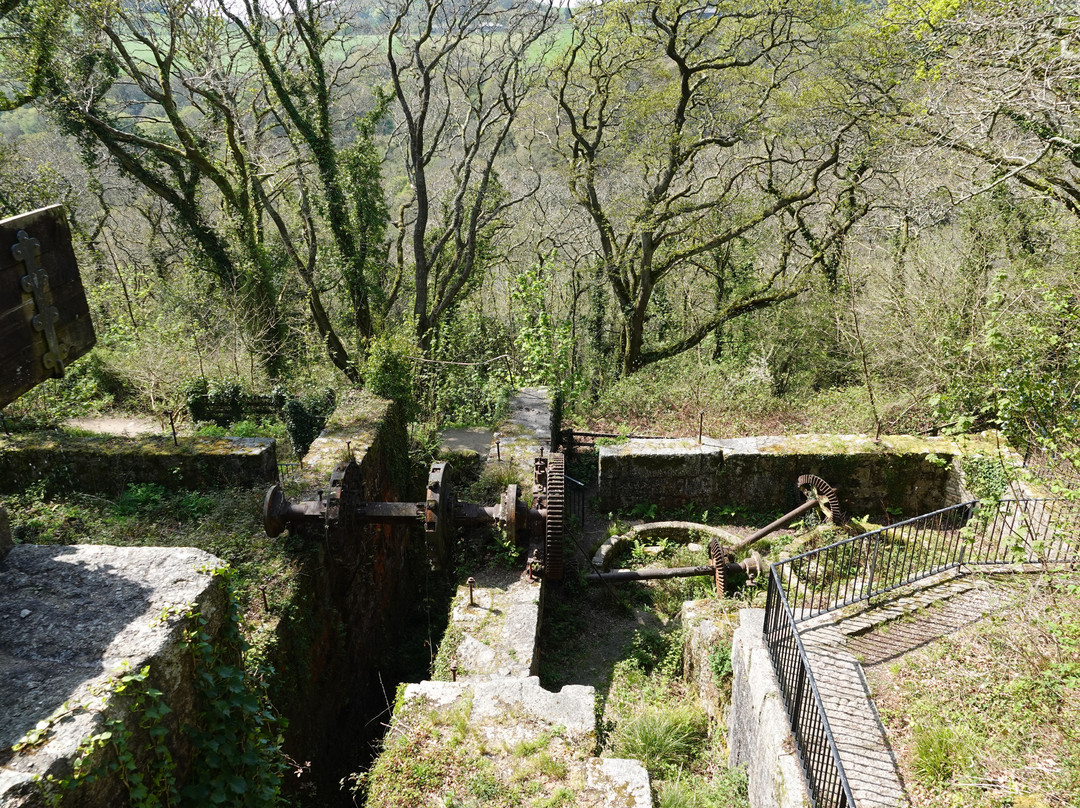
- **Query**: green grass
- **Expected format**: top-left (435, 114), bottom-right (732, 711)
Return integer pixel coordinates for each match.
top-left (611, 706), bottom-right (708, 779)
top-left (869, 574), bottom-right (1080, 807)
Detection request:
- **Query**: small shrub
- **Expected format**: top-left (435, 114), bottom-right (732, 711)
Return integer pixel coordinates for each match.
top-left (176, 492), bottom-right (216, 521)
top-left (709, 644), bottom-right (733, 681)
top-left (626, 627), bottom-right (678, 674)
top-left (467, 462), bottom-right (523, 504)
top-left (280, 390), bottom-right (336, 459)
top-left (961, 456), bottom-right (1011, 501)
top-left (114, 483), bottom-right (166, 516)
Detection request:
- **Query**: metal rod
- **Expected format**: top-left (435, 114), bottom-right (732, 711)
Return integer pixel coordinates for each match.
top-left (742, 497), bottom-right (820, 546)
top-left (586, 564), bottom-right (716, 583)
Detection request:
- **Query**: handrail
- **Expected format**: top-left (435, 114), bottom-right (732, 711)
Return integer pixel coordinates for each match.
top-left (762, 497), bottom-right (1080, 807)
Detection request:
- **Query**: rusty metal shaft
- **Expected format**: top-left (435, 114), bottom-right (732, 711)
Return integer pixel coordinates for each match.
top-left (739, 496), bottom-right (819, 548)
top-left (586, 564), bottom-right (716, 583)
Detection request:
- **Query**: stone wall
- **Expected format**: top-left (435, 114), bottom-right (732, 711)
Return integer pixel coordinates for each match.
top-left (0, 433), bottom-right (277, 494)
top-left (0, 546), bottom-right (227, 807)
top-left (262, 390), bottom-right (423, 797)
top-left (599, 433), bottom-right (1008, 518)
top-left (729, 608), bottom-right (810, 808)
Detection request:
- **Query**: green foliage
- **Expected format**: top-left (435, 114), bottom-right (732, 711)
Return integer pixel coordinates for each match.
top-left (510, 260), bottom-right (572, 388)
top-left (179, 575), bottom-right (285, 806)
top-left (363, 331), bottom-right (418, 418)
top-left (911, 722), bottom-right (976, 784)
top-left (961, 456), bottom-right (1011, 501)
top-left (420, 307), bottom-right (514, 426)
top-left (1, 353), bottom-right (133, 422)
top-left (657, 768), bottom-right (750, 808)
top-left (280, 390), bottom-right (336, 460)
top-left (625, 627), bottom-right (683, 677)
top-left (114, 483), bottom-right (166, 516)
top-left (708, 644), bottom-right (733, 681)
top-left (610, 706), bottom-right (708, 781)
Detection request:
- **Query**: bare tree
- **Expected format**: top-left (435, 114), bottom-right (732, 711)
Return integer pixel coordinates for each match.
top-left (385, 0), bottom-right (557, 351)
top-left (32, 0), bottom-right (383, 380)
top-left (893, 0), bottom-right (1080, 218)
top-left (549, 0), bottom-right (863, 374)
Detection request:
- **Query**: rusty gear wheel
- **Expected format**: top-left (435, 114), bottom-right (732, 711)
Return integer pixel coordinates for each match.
top-left (426, 462), bottom-right (454, 569)
top-left (797, 473), bottom-right (841, 523)
top-left (327, 459), bottom-right (364, 535)
top-left (708, 538), bottom-right (728, 598)
top-left (544, 453), bottom-right (566, 580)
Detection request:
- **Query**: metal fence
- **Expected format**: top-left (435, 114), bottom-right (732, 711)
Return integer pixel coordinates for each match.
top-left (764, 570), bottom-right (856, 808)
top-left (763, 498), bottom-right (1080, 807)
top-left (1023, 444), bottom-right (1080, 492)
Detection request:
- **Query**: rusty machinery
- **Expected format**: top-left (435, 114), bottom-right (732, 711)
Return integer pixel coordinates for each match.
top-left (587, 473), bottom-right (841, 596)
top-left (263, 452), bottom-right (568, 579)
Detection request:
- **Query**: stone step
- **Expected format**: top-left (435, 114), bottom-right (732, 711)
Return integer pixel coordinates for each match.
top-left (370, 677), bottom-right (651, 807)
top-left (838, 578), bottom-right (977, 637)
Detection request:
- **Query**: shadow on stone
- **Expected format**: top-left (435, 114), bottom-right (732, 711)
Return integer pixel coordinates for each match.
top-left (0, 545), bottom-right (153, 751)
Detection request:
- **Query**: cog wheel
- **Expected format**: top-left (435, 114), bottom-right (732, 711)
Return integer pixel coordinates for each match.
top-left (499, 483), bottom-right (520, 548)
top-left (327, 459), bottom-right (364, 535)
top-left (797, 473), bottom-right (841, 523)
top-left (708, 538), bottom-right (728, 598)
top-left (426, 461), bottom-right (454, 569)
top-left (544, 453), bottom-right (566, 580)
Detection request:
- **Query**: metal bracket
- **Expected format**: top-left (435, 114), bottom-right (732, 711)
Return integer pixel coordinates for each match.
top-left (13, 229), bottom-right (67, 375)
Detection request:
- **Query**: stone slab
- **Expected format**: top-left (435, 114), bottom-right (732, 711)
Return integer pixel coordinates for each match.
top-left (0, 544), bottom-right (226, 805)
top-left (449, 575), bottom-right (541, 680)
top-left (729, 608), bottom-right (810, 808)
top-left (391, 677), bottom-right (652, 807)
top-left (439, 426), bottom-right (493, 459)
top-left (300, 390), bottom-right (392, 483)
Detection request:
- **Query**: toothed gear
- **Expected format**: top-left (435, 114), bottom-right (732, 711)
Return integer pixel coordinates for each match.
top-left (797, 473), bottom-right (841, 523)
top-left (709, 538), bottom-right (729, 598)
top-left (426, 462), bottom-right (453, 569)
top-left (544, 453), bottom-right (566, 580)
top-left (328, 459), bottom-right (364, 534)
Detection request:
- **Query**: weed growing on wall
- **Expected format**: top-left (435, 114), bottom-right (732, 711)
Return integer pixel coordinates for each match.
top-left (31, 569), bottom-right (285, 808)
top-left (960, 456), bottom-right (1012, 501)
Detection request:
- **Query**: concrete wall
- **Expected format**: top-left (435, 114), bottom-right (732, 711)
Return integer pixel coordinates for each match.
top-left (599, 433), bottom-right (1006, 518)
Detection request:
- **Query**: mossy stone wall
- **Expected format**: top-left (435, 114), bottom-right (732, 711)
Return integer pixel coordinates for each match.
top-left (599, 434), bottom-right (1007, 519)
top-left (262, 391), bottom-right (426, 799)
top-left (0, 433), bottom-right (277, 494)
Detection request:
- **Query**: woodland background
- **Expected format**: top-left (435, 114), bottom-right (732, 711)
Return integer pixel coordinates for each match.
top-left (1, 0), bottom-right (1078, 465)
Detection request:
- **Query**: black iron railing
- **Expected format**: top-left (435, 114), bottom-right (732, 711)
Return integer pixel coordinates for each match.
top-left (1023, 444), bottom-right (1080, 492)
top-left (763, 498), bottom-right (1080, 807)
top-left (775, 498), bottom-right (1080, 625)
top-left (764, 569), bottom-right (855, 808)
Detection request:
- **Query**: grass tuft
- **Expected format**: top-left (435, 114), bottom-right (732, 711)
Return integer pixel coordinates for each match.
top-left (611, 706), bottom-right (708, 780)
